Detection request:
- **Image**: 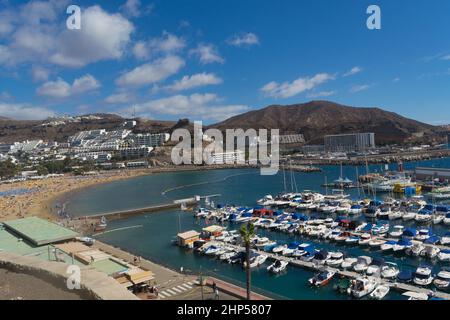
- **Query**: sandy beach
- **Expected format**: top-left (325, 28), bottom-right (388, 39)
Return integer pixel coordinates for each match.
top-left (0, 169), bottom-right (156, 222)
top-left (0, 164), bottom-right (251, 223)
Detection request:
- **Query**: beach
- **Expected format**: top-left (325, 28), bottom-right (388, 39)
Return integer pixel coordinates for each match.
top-left (0, 169), bottom-right (155, 222)
top-left (0, 164), bottom-right (254, 223)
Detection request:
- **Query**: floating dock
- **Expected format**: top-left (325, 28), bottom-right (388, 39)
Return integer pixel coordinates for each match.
top-left (212, 241), bottom-right (450, 300)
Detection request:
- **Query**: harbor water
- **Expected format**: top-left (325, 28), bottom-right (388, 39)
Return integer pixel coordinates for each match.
top-left (66, 158), bottom-right (450, 300)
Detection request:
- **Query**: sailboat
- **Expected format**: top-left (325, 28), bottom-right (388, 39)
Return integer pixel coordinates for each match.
top-left (95, 216), bottom-right (107, 231)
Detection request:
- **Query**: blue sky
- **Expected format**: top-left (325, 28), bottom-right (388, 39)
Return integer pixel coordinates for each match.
top-left (1, 0), bottom-right (450, 124)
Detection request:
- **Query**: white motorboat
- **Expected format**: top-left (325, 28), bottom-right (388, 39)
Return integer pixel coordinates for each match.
top-left (380, 241), bottom-right (397, 252)
top-left (358, 233), bottom-right (372, 246)
top-left (415, 229), bottom-right (431, 241)
top-left (415, 210), bottom-right (433, 223)
top-left (369, 284), bottom-right (390, 300)
top-left (440, 232), bottom-right (450, 245)
top-left (366, 258), bottom-right (385, 276)
top-left (353, 256), bottom-right (372, 273)
top-left (341, 257), bottom-right (358, 269)
top-left (433, 214), bottom-right (445, 225)
top-left (267, 260), bottom-right (289, 274)
top-left (381, 262), bottom-right (400, 279)
top-left (433, 269), bottom-right (450, 290)
top-left (272, 244), bottom-right (287, 254)
top-left (364, 207), bottom-right (380, 219)
top-left (392, 239), bottom-right (413, 252)
top-left (368, 239), bottom-right (386, 248)
top-left (257, 194), bottom-right (274, 205)
top-left (406, 243), bottom-right (425, 257)
top-left (402, 211), bottom-right (416, 221)
top-left (402, 291), bottom-right (428, 300)
top-left (413, 265), bottom-right (434, 286)
top-left (348, 277), bottom-right (378, 299)
top-left (348, 204), bottom-right (363, 215)
top-left (438, 249), bottom-right (450, 262)
top-left (388, 210), bottom-right (403, 220)
top-left (421, 246), bottom-right (440, 259)
top-left (444, 213), bottom-right (450, 225)
top-left (244, 254), bottom-right (268, 268)
top-left (326, 252), bottom-right (344, 267)
top-left (219, 250), bottom-right (237, 261)
top-left (389, 225), bottom-right (405, 238)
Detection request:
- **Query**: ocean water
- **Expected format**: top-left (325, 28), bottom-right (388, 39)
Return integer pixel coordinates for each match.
top-left (66, 158), bottom-right (450, 300)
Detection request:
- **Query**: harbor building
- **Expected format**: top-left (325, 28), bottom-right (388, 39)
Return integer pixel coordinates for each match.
top-left (324, 133), bottom-right (375, 153)
top-left (415, 167), bottom-right (450, 180)
top-left (177, 230), bottom-right (200, 247)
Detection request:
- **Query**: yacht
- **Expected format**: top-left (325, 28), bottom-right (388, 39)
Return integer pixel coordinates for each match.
top-left (348, 204), bottom-right (363, 215)
top-left (272, 244), bottom-right (287, 254)
top-left (309, 270), bottom-right (335, 287)
top-left (267, 260), bottom-right (289, 274)
top-left (244, 253), bottom-right (268, 268)
top-left (353, 256), bottom-right (372, 273)
top-left (312, 250), bottom-right (331, 265)
top-left (433, 268), bottom-right (450, 290)
top-left (326, 252), bottom-right (344, 267)
top-left (402, 211), bottom-right (416, 221)
top-left (438, 249), bottom-right (450, 262)
top-left (392, 238), bottom-right (413, 252)
top-left (341, 257), bottom-right (358, 269)
top-left (381, 262), bottom-right (400, 279)
top-left (358, 233), bottom-right (372, 246)
top-left (440, 232), bottom-right (450, 245)
top-left (413, 265), bottom-right (434, 286)
top-left (257, 194), bottom-right (274, 205)
top-left (368, 239), bottom-right (386, 248)
top-left (388, 210), bottom-right (403, 220)
top-left (389, 225), bottom-right (404, 238)
top-left (415, 209), bottom-right (433, 223)
top-left (380, 241), bottom-right (397, 252)
top-left (366, 258), bottom-right (385, 276)
top-left (444, 213), bottom-right (450, 225)
top-left (369, 284), bottom-right (390, 300)
top-left (421, 246), bottom-right (440, 259)
top-left (406, 243), bottom-right (425, 257)
top-left (348, 277), bottom-right (378, 299)
top-left (364, 207), bottom-right (380, 219)
top-left (282, 242), bottom-right (301, 256)
top-left (415, 229), bottom-right (431, 242)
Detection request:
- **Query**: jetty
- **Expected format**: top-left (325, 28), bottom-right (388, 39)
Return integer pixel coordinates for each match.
top-left (79, 194), bottom-right (221, 221)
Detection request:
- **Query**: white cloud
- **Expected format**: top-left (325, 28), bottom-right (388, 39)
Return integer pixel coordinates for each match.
top-left (121, 0), bottom-right (141, 17)
top-left (116, 55), bottom-right (185, 87)
top-left (37, 74), bottom-right (100, 98)
top-left (0, 102), bottom-right (55, 120)
top-left (123, 93), bottom-right (248, 121)
top-left (227, 32), bottom-right (259, 47)
top-left (166, 73), bottom-right (223, 92)
top-left (31, 65), bottom-right (50, 82)
top-left (343, 66), bottom-right (363, 77)
top-left (393, 77), bottom-right (400, 83)
top-left (190, 44), bottom-right (224, 64)
top-left (350, 84), bottom-right (371, 93)
top-left (441, 55), bottom-right (450, 61)
top-left (307, 90), bottom-right (337, 98)
top-left (51, 6), bottom-right (134, 67)
top-left (260, 73), bottom-right (335, 99)
top-left (132, 31), bottom-right (186, 60)
top-left (0, 3), bottom-right (134, 68)
top-left (105, 92), bottom-right (134, 104)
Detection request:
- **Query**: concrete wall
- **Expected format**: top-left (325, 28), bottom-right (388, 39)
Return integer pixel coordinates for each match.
top-left (0, 252), bottom-right (139, 300)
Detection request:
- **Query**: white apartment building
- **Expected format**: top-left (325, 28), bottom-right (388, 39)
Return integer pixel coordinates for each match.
top-left (208, 151), bottom-right (245, 165)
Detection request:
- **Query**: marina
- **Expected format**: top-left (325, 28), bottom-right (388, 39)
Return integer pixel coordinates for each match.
top-left (66, 158), bottom-right (450, 300)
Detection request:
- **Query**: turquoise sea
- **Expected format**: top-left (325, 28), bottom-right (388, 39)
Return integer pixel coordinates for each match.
top-left (66, 158), bottom-right (450, 300)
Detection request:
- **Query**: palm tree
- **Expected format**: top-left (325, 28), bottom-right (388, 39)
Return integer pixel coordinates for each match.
top-left (239, 222), bottom-right (255, 300)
